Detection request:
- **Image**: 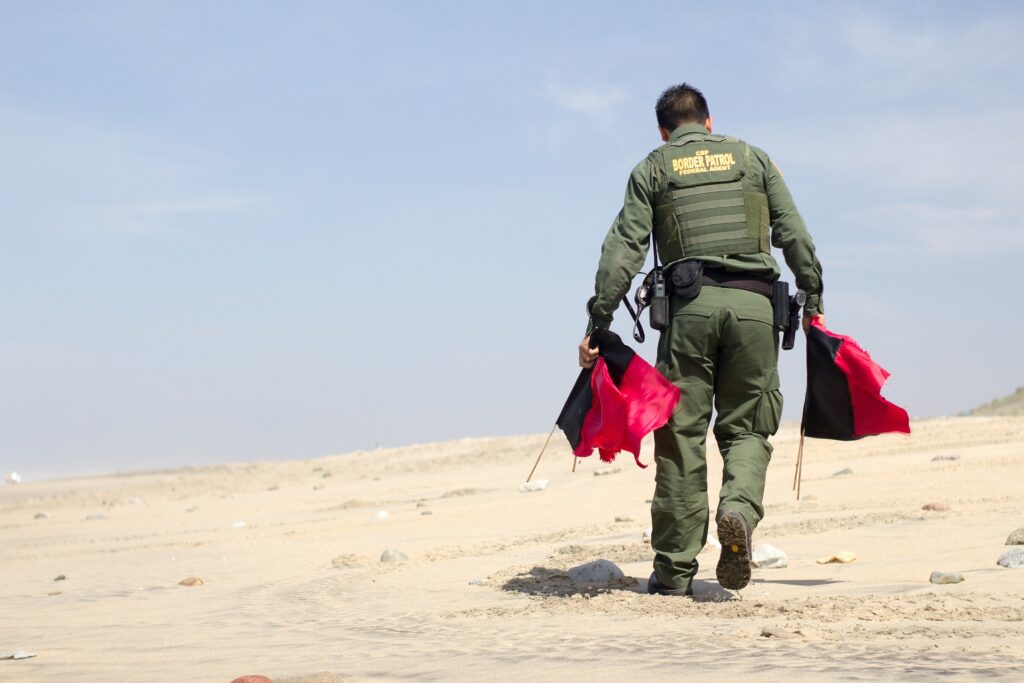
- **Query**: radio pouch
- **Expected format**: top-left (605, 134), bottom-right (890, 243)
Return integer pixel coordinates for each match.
top-left (669, 260), bottom-right (704, 302)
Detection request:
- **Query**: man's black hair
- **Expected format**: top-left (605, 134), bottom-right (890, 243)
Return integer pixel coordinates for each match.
top-left (655, 84), bottom-right (710, 131)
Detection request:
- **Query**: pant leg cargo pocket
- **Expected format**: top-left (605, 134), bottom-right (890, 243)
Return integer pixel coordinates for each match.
top-left (752, 369), bottom-right (783, 437)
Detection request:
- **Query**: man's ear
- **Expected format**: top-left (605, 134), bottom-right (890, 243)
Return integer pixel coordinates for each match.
top-left (659, 126), bottom-right (671, 142)
top-left (704, 116), bottom-right (713, 133)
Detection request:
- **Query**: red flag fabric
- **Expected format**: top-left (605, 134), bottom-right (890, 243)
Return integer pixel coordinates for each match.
top-left (803, 318), bottom-right (910, 439)
top-left (573, 348), bottom-right (680, 468)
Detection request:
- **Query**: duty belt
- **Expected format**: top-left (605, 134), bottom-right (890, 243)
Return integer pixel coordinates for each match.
top-left (701, 268), bottom-right (773, 298)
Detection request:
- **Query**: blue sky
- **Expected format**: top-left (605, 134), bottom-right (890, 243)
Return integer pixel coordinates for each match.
top-left (2, 1), bottom-right (1022, 478)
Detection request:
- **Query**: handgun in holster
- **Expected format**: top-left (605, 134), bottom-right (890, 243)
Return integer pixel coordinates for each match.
top-left (772, 281), bottom-right (806, 351)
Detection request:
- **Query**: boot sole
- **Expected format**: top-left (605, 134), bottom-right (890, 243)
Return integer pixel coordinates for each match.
top-left (716, 513), bottom-right (752, 590)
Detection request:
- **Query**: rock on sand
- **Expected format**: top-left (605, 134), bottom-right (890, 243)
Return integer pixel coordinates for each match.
top-left (1006, 528), bottom-right (1024, 545)
top-left (518, 480), bottom-right (548, 493)
top-left (380, 548), bottom-right (408, 564)
top-left (752, 544), bottom-right (788, 569)
top-left (929, 571), bottom-right (964, 585)
top-left (568, 559), bottom-right (624, 585)
top-left (997, 547), bottom-right (1024, 568)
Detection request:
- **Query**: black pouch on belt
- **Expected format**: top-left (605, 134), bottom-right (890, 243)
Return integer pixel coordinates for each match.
top-left (772, 280), bottom-right (790, 331)
top-left (669, 260), bottom-right (704, 302)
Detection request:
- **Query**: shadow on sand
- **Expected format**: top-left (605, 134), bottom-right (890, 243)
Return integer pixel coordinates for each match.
top-left (499, 567), bottom-right (750, 602)
top-left (751, 578), bottom-right (843, 587)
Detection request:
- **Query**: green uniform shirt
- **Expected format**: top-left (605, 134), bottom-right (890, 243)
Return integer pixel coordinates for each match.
top-left (587, 123), bottom-right (824, 331)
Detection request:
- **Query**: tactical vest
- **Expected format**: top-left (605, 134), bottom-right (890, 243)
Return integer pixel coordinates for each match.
top-left (651, 134), bottom-right (770, 264)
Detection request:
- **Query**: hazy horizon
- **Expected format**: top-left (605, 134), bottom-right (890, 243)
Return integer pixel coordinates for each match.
top-left (3, 1), bottom-right (1023, 480)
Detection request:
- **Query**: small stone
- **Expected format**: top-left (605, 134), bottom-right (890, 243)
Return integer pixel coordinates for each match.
top-left (518, 480), bottom-right (548, 493)
top-left (34, 512), bottom-right (50, 520)
top-left (374, 510), bottom-right (390, 521)
top-left (416, 501), bottom-right (428, 508)
top-left (931, 454), bottom-right (960, 462)
top-left (85, 513), bottom-right (108, 521)
top-left (178, 577), bottom-right (204, 586)
top-left (266, 485), bottom-right (279, 492)
top-left (420, 510), bottom-right (433, 516)
top-left (832, 468), bottom-right (854, 477)
top-left (922, 503), bottom-right (950, 512)
top-left (593, 466), bottom-right (621, 477)
top-left (54, 574), bottom-right (66, 582)
top-left (322, 471), bottom-right (333, 478)
top-left (48, 591), bottom-right (61, 596)
top-left (752, 544), bottom-right (789, 569)
top-left (231, 521), bottom-right (248, 529)
top-left (468, 578), bottom-right (486, 586)
top-left (997, 547), bottom-right (1024, 568)
top-left (816, 551), bottom-right (857, 564)
top-left (230, 677), bottom-right (273, 683)
top-left (645, 499), bottom-right (653, 504)
top-left (642, 527), bottom-right (653, 544)
top-left (567, 559), bottom-right (624, 585)
top-left (929, 571), bottom-right (964, 584)
top-left (614, 515), bottom-right (634, 523)
top-left (1006, 528), bottom-right (1024, 545)
top-left (186, 506), bottom-right (199, 513)
top-left (380, 548), bottom-right (408, 564)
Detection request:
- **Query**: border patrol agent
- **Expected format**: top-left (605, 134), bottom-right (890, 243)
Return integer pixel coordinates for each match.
top-left (578, 84), bottom-right (824, 595)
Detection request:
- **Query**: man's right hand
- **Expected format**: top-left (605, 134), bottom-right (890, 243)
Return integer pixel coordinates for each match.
top-left (578, 336), bottom-right (599, 368)
top-left (802, 314), bottom-right (825, 334)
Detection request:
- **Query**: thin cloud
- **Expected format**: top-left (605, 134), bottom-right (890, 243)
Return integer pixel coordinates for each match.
top-left (545, 83), bottom-right (625, 117)
top-left (0, 104), bottom-right (267, 239)
top-left (842, 202), bottom-right (1024, 257)
top-left (51, 194), bottom-right (268, 239)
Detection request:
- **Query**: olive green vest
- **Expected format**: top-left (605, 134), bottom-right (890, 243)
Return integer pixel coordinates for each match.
top-left (651, 134), bottom-right (770, 264)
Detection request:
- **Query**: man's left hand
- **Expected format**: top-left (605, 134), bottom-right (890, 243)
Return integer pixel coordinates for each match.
top-left (578, 336), bottom-right (599, 368)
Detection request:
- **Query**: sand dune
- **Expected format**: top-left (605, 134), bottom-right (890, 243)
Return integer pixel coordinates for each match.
top-left (2, 417), bottom-right (1023, 681)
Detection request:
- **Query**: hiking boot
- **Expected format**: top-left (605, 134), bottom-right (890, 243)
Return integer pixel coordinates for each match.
top-left (646, 572), bottom-right (694, 597)
top-left (716, 511), bottom-right (752, 590)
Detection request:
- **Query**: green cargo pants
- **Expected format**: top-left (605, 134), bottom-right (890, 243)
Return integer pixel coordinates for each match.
top-left (651, 284), bottom-right (783, 590)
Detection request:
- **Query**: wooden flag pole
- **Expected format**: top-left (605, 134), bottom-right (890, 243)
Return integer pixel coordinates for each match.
top-left (793, 427), bottom-right (806, 500)
top-left (525, 423), bottom-right (558, 483)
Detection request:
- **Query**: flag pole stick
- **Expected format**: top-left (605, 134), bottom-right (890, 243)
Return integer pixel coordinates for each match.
top-left (793, 427), bottom-right (805, 499)
top-left (572, 456), bottom-right (578, 472)
top-left (526, 423), bottom-right (558, 483)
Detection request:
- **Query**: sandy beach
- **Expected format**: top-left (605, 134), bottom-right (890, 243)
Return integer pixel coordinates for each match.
top-left (2, 416), bottom-right (1023, 682)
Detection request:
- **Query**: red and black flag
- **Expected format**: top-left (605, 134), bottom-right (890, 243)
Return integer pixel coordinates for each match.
top-left (802, 317), bottom-right (910, 440)
top-left (556, 329), bottom-right (680, 468)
